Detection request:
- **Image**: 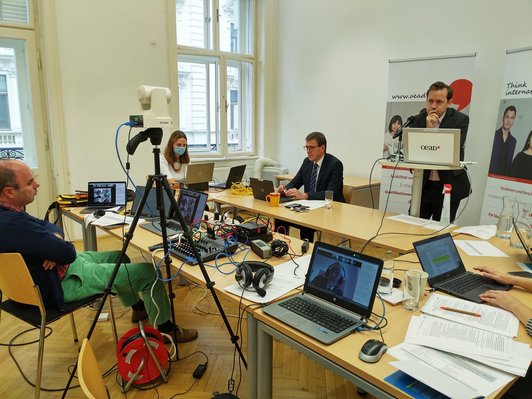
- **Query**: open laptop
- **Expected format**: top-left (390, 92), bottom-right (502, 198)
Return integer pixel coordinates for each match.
top-left (130, 185), bottom-right (174, 220)
top-left (210, 164), bottom-right (246, 189)
top-left (413, 233), bottom-right (511, 303)
top-left (249, 178), bottom-right (295, 203)
top-left (513, 220), bottom-right (532, 262)
top-left (80, 181), bottom-right (127, 214)
top-left (402, 127), bottom-right (461, 167)
top-left (180, 163), bottom-right (215, 191)
top-left (140, 188), bottom-right (208, 236)
top-left (262, 241), bottom-right (383, 345)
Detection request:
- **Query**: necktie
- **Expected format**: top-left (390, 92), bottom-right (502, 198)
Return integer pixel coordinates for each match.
top-left (309, 163), bottom-right (318, 193)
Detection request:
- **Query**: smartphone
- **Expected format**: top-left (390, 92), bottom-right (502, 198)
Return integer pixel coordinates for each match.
top-left (508, 271), bottom-right (532, 278)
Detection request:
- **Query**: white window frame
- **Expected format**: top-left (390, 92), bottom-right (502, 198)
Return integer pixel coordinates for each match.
top-left (172, 0), bottom-right (256, 159)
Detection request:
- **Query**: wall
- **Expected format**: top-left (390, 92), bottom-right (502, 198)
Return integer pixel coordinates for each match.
top-left (270, 0), bottom-right (532, 225)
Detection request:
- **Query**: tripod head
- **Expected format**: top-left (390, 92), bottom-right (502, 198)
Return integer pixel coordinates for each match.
top-left (126, 127), bottom-right (164, 155)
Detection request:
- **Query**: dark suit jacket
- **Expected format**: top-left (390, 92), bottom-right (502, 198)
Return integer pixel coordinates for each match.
top-left (411, 108), bottom-right (471, 200)
top-left (286, 153), bottom-right (345, 202)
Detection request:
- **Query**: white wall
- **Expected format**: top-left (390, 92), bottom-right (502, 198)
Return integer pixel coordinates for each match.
top-left (269, 0), bottom-right (532, 225)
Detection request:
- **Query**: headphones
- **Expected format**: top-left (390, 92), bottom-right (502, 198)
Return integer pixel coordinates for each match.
top-left (235, 261), bottom-right (274, 297)
top-left (271, 239), bottom-right (289, 257)
top-left (325, 262), bottom-right (346, 289)
top-left (93, 209), bottom-right (106, 218)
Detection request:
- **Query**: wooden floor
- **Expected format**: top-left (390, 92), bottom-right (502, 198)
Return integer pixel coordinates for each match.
top-left (0, 231), bottom-right (385, 399)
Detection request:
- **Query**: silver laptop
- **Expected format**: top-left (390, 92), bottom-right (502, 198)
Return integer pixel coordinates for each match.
top-left (403, 127), bottom-right (461, 166)
top-left (80, 181), bottom-right (127, 213)
top-left (140, 188), bottom-right (208, 236)
top-left (179, 163), bottom-right (215, 191)
top-left (414, 233), bottom-right (511, 303)
top-left (263, 241), bottom-right (383, 345)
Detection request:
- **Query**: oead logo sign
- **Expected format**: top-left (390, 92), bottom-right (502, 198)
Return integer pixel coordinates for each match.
top-left (420, 145), bottom-right (440, 150)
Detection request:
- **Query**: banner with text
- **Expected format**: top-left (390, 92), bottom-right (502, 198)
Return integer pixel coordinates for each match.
top-left (380, 56), bottom-right (475, 214)
top-left (480, 49), bottom-right (532, 225)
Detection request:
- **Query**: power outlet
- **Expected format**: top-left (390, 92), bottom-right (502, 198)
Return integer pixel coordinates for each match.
top-left (98, 312), bottom-right (109, 322)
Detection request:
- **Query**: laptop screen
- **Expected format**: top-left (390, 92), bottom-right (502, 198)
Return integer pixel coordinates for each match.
top-left (177, 188), bottom-right (208, 225)
top-left (414, 233), bottom-right (464, 281)
top-left (305, 242), bottom-right (382, 319)
top-left (131, 185), bottom-right (174, 218)
top-left (87, 182), bottom-right (126, 207)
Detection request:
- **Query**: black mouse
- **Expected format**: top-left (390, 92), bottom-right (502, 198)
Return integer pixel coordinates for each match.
top-left (93, 209), bottom-right (106, 218)
top-left (359, 339), bottom-right (387, 363)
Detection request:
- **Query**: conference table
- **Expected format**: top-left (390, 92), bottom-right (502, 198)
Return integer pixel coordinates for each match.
top-left (209, 190), bottom-right (447, 254)
top-left (252, 234), bottom-right (532, 399)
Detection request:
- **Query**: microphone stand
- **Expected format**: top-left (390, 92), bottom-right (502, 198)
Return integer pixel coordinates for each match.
top-left (62, 128), bottom-right (246, 397)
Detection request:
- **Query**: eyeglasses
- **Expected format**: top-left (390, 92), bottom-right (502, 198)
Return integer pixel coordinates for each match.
top-left (303, 145), bottom-right (319, 151)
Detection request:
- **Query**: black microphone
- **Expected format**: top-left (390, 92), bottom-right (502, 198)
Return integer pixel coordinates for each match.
top-left (392, 108), bottom-right (427, 139)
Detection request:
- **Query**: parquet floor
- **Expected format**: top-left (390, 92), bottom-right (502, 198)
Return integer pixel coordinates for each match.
top-left (0, 230), bottom-right (384, 399)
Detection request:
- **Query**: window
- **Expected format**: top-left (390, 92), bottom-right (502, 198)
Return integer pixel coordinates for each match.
top-left (0, 74), bottom-right (11, 130)
top-left (175, 0), bottom-right (255, 157)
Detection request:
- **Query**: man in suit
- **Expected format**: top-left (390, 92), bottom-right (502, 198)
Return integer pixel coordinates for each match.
top-left (277, 132), bottom-right (345, 241)
top-left (411, 81), bottom-right (471, 222)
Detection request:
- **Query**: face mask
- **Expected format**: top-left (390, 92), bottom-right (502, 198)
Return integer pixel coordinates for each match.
top-left (173, 146), bottom-right (186, 156)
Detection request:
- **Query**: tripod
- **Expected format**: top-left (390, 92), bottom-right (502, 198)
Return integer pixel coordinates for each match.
top-left (62, 128), bottom-right (246, 397)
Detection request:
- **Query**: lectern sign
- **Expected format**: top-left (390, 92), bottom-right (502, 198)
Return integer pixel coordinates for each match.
top-left (403, 128), bottom-right (461, 167)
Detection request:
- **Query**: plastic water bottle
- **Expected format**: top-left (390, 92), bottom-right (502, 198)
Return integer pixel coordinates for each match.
top-left (440, 184), bottom-right (452, 226)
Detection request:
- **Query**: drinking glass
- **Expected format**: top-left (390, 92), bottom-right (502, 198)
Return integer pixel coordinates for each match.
top-left (324, 190), bottom-right (333, 209)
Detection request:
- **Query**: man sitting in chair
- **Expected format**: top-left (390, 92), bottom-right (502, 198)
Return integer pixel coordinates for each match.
top-left (0, 159), bottom-right (197, 343)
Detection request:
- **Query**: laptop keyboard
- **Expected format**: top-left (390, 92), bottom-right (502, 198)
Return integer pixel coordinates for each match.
top-left (279, 296), bottom-right (357, 333)
top-left (440, 273), bottom-right (491, 294)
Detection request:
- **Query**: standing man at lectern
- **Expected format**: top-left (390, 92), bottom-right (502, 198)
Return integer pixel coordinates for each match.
top-left (411, 81), bottom-right (470, 222)
top-left (277, 132), bottom-right (345, 242)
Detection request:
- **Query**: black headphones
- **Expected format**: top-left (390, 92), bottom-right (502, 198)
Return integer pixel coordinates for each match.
top-left (93, 209), bottom-right (106, 218)
top-left (271, 239), bottom-right (289, 257)
top-left (235, 261), bottom-right (274, 297)
top-left (325, 262), bottom-right (345, 288)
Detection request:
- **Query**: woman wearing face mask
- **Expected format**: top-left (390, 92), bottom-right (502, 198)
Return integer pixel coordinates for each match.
top-left (161, 130), bottom-right (190, 186)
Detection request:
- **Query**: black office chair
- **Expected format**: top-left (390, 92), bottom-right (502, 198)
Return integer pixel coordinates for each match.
top-left (0, 253), bottom-right (117, 399)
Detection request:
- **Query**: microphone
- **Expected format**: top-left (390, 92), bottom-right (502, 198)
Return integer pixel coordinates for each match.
top-left (392, 108), bottom-right (427, 139)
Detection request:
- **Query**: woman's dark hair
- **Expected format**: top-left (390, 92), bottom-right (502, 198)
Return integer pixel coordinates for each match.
top-left (388, 115), bottom-right (403, 133)
top-left (163, 130), bottom-right (190, 167)
top-left (521, 130), bottom-right (532, 152)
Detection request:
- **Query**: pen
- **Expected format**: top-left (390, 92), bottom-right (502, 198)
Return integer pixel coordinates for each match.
top-left (440, 306), bottom-right (481, 317)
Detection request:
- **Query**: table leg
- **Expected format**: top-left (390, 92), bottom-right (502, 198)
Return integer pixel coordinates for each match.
top-left (256, 321), bottom-right (273, 399)
top-left (410, 169), bottom-right (423, 217)
top-left (247, 314), bottom-right (258, 399)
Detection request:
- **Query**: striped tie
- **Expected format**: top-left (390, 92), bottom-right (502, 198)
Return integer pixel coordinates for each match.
top-left (309, 163), bottom-right (318, 193)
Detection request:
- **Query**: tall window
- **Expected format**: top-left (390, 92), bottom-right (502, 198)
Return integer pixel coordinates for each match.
top-left (175, 0), bottom-right (255, 156)
top-left (0, 74), bottom-right (11, 130)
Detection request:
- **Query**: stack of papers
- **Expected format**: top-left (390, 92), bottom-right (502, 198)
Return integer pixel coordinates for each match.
top-left (388, 294), bottom-right (532, 398)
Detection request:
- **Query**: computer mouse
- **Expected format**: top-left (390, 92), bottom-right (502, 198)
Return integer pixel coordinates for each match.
top-left (358, 339), bottom-right (387, 363)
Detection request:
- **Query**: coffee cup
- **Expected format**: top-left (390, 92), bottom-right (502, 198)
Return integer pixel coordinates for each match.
top-left (266, 192), bottom-right (280, 207)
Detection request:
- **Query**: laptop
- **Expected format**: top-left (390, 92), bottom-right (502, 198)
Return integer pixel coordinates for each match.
top-left (180, 163), bottom-right (215, 191)
top-left (80, 181), bottom-right (127, 213)
top-left (402, 127), bottom-right (461, 167)
top-left (140, 188), bottom-right (208, 236)
top-left (513, 219), bottom-right (532, 262)
top-left (210, 164), bottom-right (246, 189)
top-left (413, 233), bottom-right (511, 303)
top-left (249, 178), bottom-right (295, 203)
top-left (130, 185), bottom-right (174, 219)
top-left (262, 241), bottom-right (383, 345)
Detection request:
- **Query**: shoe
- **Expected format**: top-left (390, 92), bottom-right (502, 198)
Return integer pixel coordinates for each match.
top-left (163, 326), bottom-right (198, 344)
top-left (131, 309), bottom-right (148, 323)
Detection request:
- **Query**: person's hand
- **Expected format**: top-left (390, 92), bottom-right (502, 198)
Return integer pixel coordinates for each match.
top-left (479, 290), bottom-right (522, 313)
top-left (286, 188), bottom-right (307, 200)
top-left (278, 185), bottom-right (287, 195)
top-left (43, 259), bottom-right (58, 270)
top-left (426, 111), bottom-right (440, 128)
top-left (474, 266), bottom-right (513, 285)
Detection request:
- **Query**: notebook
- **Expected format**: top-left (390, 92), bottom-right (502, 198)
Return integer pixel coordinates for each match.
top-left (140, 188), bottom-right (208, 236)
top-left (80, 181), bottom-right (127, 213)
top-left (249, 178), bottom-right (295, 203)
top-left (262, 241), bottom-right (383, 345)
top-left (513, 220), bottom-right (532, 262)
top-left (130, 185), bottom-right (174, 219)
top-left (210, 164), bottom-right (246, 189)
top-left (413, 233), bottom-right (511, 303)
top-left (180, 163), bottom-right (215, 191)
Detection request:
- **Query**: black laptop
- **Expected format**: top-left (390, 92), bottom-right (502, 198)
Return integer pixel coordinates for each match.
top-left (140, 188), bottom-right (208, 236)
top-left (249, 178), bottom-right (295, 203)
top-left (80, 181), bottom-right (127, 214)
top-left (262, 241), bottom-right (383, 345)
top-left (210, 165), bottom-right (246, 189)
top-left (413, 233), bottom-right (511, 303)
top-left (513, 220), bottom-right (532, 262)
top-left (130, 185), bottom-right (174, 220)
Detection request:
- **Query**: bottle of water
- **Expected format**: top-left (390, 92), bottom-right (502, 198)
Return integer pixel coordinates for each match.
top-left (440, 184), bottom-right (452, 226)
